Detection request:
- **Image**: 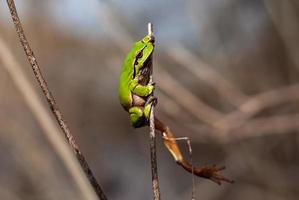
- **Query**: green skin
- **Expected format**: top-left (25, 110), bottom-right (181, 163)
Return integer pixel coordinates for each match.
top-left (118, 35), bottom-right (155, 128)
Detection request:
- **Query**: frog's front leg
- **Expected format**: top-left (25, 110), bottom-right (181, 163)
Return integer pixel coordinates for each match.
top-left (129, 78), bottom-right (154, 97)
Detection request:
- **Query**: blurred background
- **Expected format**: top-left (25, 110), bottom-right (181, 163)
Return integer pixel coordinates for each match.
top-left (1, 0), bottom-right (299, 199)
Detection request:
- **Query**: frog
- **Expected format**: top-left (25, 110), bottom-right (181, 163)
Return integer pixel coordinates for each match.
top-left (118, 35), bottom-right (156, 128)
top-left (118, 34), bottom-right (233, 185)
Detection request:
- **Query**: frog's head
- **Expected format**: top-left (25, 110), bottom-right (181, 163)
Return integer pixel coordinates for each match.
top-left (132, 35), bottom-right (155, 75)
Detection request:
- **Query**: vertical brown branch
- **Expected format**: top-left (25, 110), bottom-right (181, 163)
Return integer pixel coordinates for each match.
top-left (148, 23), bottom-right (161, 200)
top-left (149, 108), bottom-right (161, 200)
top-left (6, 0), bottom-right (107, 199)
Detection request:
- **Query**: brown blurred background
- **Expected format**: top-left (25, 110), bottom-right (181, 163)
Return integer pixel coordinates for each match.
top-left (1, 0), bottom-right (299, 199)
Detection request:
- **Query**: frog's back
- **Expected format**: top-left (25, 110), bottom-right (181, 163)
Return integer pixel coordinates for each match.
top-left (118, 50), bottom-right (134, 110)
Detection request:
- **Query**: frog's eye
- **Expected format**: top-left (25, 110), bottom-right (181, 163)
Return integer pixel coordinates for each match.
top-left (136, 51), bottom-right (143, 59)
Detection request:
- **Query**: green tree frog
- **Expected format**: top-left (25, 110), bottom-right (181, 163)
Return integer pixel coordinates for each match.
top-left (118, 35), bottom-right (156, 128)
top-left (118, 35), bottom-right (233, 185)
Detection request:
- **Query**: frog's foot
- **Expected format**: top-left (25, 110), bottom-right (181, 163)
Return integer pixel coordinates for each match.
top-left (150, 81), bottom-right (156, 87)
top-left (193, 165), bottom-right (234, 185)
top-left (144, 96), bottom-right (157, 121)
top-left (145, 95), bottom-right (157, 107)
top-left (146, 81), bottom-right (156, 95)
top-left (129, 106), bottom-right (146, 128)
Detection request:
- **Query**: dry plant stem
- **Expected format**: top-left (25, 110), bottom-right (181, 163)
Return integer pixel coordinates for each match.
top-left (0, 37), bottom-right (98, 200)
top-left (148, 22), bottom-right (161, 200)
top-left (6, 1), bottom-right (107, 199)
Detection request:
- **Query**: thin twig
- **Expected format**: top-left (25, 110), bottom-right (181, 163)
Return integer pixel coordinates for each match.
top-left (148, 22), bottom-right (161, 200)
top-left (0, 36), bottom-right (98, 200)
top-left (6, 1), bottom-right (107, 199)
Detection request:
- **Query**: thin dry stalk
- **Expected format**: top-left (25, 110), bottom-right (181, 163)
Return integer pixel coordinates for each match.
top-left (0, 37), bottom-right (98, 200)
top-left (6, 0), bottom-right (107, 199)
top-left (148, 22), bottom-right (161, 200)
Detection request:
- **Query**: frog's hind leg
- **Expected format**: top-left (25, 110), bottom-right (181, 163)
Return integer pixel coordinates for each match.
top-left (129, 106), bottom-right (146, 128)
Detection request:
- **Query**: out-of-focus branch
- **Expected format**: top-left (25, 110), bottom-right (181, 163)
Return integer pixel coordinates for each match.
top-left (167, 44), bottom-right (248, 106)
top-left (189, 112), bottom-right (299, 143)
top-left (214, 83), bottom-right (299, 133)
top-left (263, 0), bottom-right (299, 72)
top-left (232, 113), bottom-right (299, 139)
top-left (157, 69), bottom-right (224, 124)
top-left (6, 1), bottom-right (107, 199)
top-left (0, 37), bottom-right (98, 200)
